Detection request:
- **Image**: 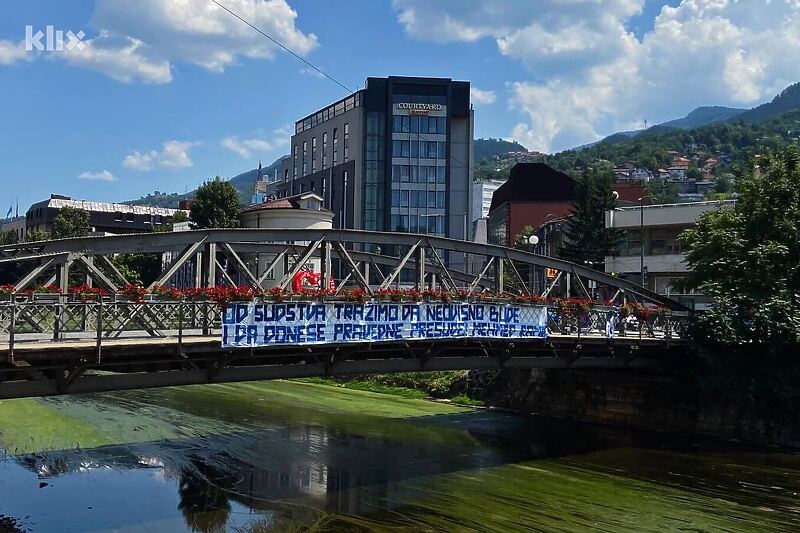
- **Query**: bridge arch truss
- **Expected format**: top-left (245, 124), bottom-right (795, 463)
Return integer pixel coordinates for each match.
top-left (0, 229), bottom-right (683, 310)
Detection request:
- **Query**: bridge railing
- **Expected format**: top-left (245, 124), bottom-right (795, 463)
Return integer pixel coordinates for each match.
top-left (0, 296), bottom-right (690, 352)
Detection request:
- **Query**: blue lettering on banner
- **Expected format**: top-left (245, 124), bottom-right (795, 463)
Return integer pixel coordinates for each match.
top-left (221, 301), bottom-right (548, 348)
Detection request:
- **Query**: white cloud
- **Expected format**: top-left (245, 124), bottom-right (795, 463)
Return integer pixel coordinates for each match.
top-left (470, 87), bottom-right (496, 105)
top-left (78, 169), bottom-right (117, 181)
top-left (221, 127), bottom-right (291, 158)
top-left (394, 0), bottom-right (800, 153)
top-left (299, 67), bottom-right (325, 79)
top-left (0, 0), bottom-right (316, 83)
top-left (0, 39), bottom-right (28, 65)
top-left (123, 140), bottom-right (199, 171)
top-left (62, 32), bottom-right (171, 84)
top-left (89, 0), bottom-right (317, 73)
top-left (222, 136), bottom-right (274, 158)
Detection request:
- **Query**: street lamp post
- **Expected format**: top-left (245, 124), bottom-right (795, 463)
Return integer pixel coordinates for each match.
top-left (638, 196), bottom-right (645, 288)
top-left (528, 234), bottom-right (539, 293)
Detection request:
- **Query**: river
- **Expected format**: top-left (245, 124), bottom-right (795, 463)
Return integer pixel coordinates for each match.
top-left (0, 380), bottom-right (798, 532)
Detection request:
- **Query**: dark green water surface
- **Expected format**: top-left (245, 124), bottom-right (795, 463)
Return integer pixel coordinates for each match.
top-left (0, 381), bottom-right (798, 532)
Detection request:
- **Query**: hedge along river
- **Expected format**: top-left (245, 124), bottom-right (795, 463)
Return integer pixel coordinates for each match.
top-left (0, 381), bottom-right (799, 532)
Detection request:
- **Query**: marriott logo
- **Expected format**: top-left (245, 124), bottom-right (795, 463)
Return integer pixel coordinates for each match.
top-left (25, 25), bottom-right (86, 52)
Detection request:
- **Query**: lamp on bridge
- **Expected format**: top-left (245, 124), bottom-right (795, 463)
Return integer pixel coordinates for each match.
top-left (527, 235), bottom-right (539, 293)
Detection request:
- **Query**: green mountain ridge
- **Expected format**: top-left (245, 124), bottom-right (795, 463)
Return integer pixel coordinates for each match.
top-left (546, 102), bottom-right (800, 174)
top-left (575, 83), bottom-right (800, 151)
top-left (728, 82), bottom-right (800, 123)
top-left (660, 105), bottom-right (746, 129)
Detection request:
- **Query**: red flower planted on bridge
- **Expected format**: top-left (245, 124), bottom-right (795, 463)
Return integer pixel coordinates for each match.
top-left (150, 285), bottom-right (183, 301)
top-left (556, 298), bottom-right (592, 318)
top-left (230, 286), bottom-right (260, 301)
top-left (342, 288), bottom-right (368, 303)
top-left (295, 287), bottom-right (337, 300)
top-left (632, 303), bottom-right (651, 321)
top-left (374, 288), bottom-right (406, 302)
top-left (267, 287), bottom-right (286, 302)
top-left (0, 284), bottom-right (14, 296)
top-left (204, 286), bottom-right (236, 307)
top-left (72, 284), bottom-right (108, 302)
top-left (118, 284), bottom-right (148, 302)
top-left (181, 287), bottom-right (206, 301)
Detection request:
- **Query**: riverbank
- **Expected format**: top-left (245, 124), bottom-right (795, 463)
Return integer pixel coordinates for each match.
top-left (298, 371), bottom-right (491, 407)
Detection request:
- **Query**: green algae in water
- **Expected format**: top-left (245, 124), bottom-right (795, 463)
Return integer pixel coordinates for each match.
top-left (374, 450), bottom-right (800, 533)
top-left (0, 381), bottom-right (474, 454)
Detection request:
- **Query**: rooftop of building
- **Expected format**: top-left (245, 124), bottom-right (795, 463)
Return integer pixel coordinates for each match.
top-left (29, 195), bottom-right (182, 217)
top-left (294, 75), bottom-right (470, 134)
top-left (241, 191), bottom-right (331, 213)
top-left (488, 163), bottom-right (576, 213)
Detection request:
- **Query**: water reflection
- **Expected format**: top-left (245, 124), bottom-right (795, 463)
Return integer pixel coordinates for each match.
top-left (1, 385), bottom-right (799, 532)
top-left (178, 460), bottom-right (232, 533)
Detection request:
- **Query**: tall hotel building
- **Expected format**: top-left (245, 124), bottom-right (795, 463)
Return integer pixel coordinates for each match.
top-left (270, 76), bottom-right (473, 246)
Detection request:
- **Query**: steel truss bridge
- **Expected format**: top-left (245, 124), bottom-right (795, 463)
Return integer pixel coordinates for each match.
top-left (0, 229), bottom-right (690, 399)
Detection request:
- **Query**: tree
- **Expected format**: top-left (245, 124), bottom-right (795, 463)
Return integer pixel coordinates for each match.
top-left (0, 230), bottom-right (18, 245)
top-left (559, 168), bottom-right (621, 269)
top-left (512, 225), bottom-right (537, 250)
top-left (646, 177), bottom-right (679, 204)
top-left (26, 229), bottom-right (50, 242)
top-left (687, 166), bottom-right (703, 180)
top-left (190, 177), bottom-right (240, 229)
top-left (52, 206), bottom-right (90, 239)
top-left (111, 253), bottom-right (163, 286)
top-left (680, 145), bottom-right (800, 419)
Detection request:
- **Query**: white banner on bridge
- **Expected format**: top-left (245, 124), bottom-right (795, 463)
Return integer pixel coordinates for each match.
top-left (222, 301), bottom-right (548, 348)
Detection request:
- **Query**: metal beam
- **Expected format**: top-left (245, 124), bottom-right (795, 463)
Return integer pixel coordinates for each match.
top-left (277, 239), bottom-right (322, 290)
top-left (468, 257), bottom-right (494, 293)
top-left (378, 240), bottom-right (420, 290)
top-left (215, 258), bottom-right (237, 287)
top-left (505, 255), bottom-right (531, 296)
top-left (220, 243), bottom-right (260, 289)
top-left (257, 250), bottom-right (286, 287)
top-left (149, 239), bottom-right (206, 289)
top-left (333, 242), bottom-right (372, 294)
top-left (416, 246), bottom-right (425, 290)
top-left (426, 242), bottom-right (458, 292)
top-left (0, 228), bottom-right (686, 309)
top-left (76, 254), bottom-right (119, 292)
top-left (14, 257), bottom-right (59, 293)
top-left (97, 255), bottom-right (130, 287)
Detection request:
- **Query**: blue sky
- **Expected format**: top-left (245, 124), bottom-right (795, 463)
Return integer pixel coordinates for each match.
top-left (0, 0), bottom-right (797, 211)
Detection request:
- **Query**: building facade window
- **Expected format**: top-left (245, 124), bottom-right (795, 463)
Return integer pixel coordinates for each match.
top-left (292, 145), bottom-right (298, 178)
top-left (322, 132), bottom-right (328, 169)
top-left (302, 140), bottom-right (308, 175)
top-left (363, 112), bottom-right (385, 231)
top-left (392, 115), bottom-right (445, 134)
top-left (333, 128), bottom-right (338, 165)
top-left (311, 136), bottom-right (317, 172)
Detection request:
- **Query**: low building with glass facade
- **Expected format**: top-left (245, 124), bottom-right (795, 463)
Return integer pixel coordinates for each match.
top-left (268, 76), bottom-right (473, 254)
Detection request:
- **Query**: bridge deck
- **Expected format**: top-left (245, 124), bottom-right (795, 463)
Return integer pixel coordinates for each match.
top-left (0, 332), bottom-right (686, 400)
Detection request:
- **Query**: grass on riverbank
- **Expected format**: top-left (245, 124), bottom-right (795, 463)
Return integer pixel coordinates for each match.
top-left (298, 372), bottom-right (487, 407)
